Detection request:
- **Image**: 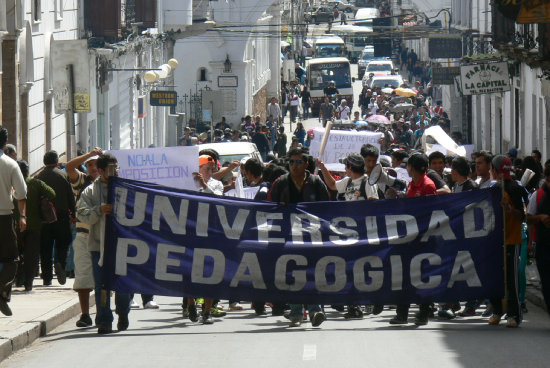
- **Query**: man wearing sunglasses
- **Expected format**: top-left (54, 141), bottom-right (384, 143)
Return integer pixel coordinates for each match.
top-left (268, 148), bottom-right (329, 327)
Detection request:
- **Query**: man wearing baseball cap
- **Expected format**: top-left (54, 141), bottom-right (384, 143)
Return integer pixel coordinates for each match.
top-left (317, 153), bottom-right (378, 319)
top-left (185, 154), bottom-right (225, 325)
top-left (488, 155), bottom-right (525, 327)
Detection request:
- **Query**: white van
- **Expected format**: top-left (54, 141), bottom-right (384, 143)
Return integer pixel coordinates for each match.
top-left (355, 8), bottom-right (380, 27)
top-left (199, 142), bottom-right (262, 165)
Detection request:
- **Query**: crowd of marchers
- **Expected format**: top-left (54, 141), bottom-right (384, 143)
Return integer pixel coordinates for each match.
top-left (2, 111), bottom-right (550, 332)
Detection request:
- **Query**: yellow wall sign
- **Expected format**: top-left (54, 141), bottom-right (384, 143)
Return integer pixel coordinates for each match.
top-left (74, 93), bottom-right (91, 112)
top-left (517, 1), bottom-right (550, 23)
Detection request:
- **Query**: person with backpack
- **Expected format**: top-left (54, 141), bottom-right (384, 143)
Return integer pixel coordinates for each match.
top-left (15, 161), bottom-right (55, 292)
top-left (317, 153), bottom-right (378, 319)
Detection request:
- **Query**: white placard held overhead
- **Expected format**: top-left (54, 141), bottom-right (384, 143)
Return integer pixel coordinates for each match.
top-left (109, 146), bottom-right (199, 190)
top-left (309, 128), bottom-right (383, 164)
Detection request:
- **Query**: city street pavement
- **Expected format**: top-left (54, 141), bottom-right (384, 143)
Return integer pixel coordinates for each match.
top-left (3, 289), bottom-right (550, 368)
top-left (0, 277), bottom-right (92, 363)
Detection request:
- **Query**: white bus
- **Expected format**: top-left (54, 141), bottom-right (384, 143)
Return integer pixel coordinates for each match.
top-left (355, 8), bottom-right (380, 27)
top-left (331, 24), bottom-right (373, 62)
top-left (306, 57), bottom-right (353, 116)
top-left (312, 35), bottom-right (347, 58)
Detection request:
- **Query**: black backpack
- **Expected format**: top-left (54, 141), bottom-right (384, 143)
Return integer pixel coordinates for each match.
top-left (337, 176), bottom-right (368, 201)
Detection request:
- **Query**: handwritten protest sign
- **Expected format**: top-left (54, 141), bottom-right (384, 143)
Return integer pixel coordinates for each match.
top-left (109, 146), bottom-right (199, 190)
top-left (309, 128), bottom-right (383, 164)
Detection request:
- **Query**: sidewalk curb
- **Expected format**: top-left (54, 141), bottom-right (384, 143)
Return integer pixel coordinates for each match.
top-left (0, 294), bottom-right (95, 363)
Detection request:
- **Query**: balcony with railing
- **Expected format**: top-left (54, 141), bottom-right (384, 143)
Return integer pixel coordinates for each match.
top-left (492, 4), bottom-right (550, 70)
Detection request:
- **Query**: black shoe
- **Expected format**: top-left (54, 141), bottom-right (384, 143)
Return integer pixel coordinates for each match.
top-left (117, 315), bottom-right (129, 331)
top-left (521, 303), bottom-right (528, 314)
top-left (97, 324), bottom-right (113, 334)
top-left (24, 283), bottom-right (33, 292)
top-left (372, 304), bottom-right (384, 315)
top-left (344, 306), bottom-right (363, 319)
top-left (272, 307), bottom-right (286, 316)
top-left (188, 304), bottom-right (199, 322)
top-left (389, 315), bottom-right (407, 325)
top-left (255, 308), bottom-right (267, 316)
top-left (438, 308), bottom-right (455, 320)
top-left (67, 270), bottom-right (75, 279)
top-left (0, 298), bottom-right (12, 316)
top-left (54, 263), bottom-right (66, 285)
top-left (414, 312), bottom-right (429, 326)
top-left (76, 314), bottom-right (93, 328)
top-left (458, 307), bottom-right (476, 317)
top-left (201, 312), bottom-right (214, 324)
top-left (311, 312), bottom-right (326, 327)
top-left (332, 305), bottom-right (345, 312)
top-left (43, 280), bottom-right (52, 286)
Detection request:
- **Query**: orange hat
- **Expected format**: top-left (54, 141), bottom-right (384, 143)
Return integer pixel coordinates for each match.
top-left (199, 155), bottom-right (214, 167)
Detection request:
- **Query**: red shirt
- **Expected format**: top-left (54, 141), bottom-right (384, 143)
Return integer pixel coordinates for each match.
top-left (407, 173), bottom-right (437, 198)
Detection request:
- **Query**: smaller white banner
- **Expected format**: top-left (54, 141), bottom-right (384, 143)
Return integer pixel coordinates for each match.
top-left (309, 128), bottom-right (383, 164)
top-left (109, 146), bottom-right (199, 190)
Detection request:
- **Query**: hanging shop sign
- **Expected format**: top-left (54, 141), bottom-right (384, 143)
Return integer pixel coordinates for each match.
top-left (150, 90), bottom-right (177, 106)
top-left (459, 62), bottom-right (511, 96)
top-left (517, 1), bottom-right (550, 23)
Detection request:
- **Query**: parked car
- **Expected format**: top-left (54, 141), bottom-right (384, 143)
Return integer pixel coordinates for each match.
top-left (310, 7), bottom-right (334, 24)
top-left (327, 1), bottom-right (356, 13)
top-left (199, 142), bottom-right (262, 166)
top-left (367, 75), bottom-right (404, 89)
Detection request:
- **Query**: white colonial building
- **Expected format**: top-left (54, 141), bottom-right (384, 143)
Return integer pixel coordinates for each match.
top-left (173, 0), bottom-right (282, 128)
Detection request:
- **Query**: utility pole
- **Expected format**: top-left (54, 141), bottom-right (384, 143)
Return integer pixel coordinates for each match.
top-left (291, 0), bottom-right (295, 59)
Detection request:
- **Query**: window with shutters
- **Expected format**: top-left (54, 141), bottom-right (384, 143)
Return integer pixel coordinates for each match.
top-left (84, 0), bottom-right (122, 39)
top-left (135, 0), bottom-right (158, 28)
top-left (32, 0), bottom-right (42, 23)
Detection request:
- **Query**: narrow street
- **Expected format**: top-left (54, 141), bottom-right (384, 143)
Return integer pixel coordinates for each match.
top-left (4, 297), bottom-right (550, 367)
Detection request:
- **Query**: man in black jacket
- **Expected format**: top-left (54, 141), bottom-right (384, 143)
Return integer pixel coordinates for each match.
top-left (36, 150), bottom-right (76, 286)
top-left (268, 148), bottom-right (329, 327)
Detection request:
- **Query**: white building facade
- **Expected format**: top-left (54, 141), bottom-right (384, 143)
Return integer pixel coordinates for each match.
top-left (452, 0), bottom-right (550, 158)
top-left (173, 0), bottom-right (281, 128)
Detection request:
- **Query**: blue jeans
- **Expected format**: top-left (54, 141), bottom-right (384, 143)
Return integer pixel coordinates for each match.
top-left (289, 304), bottom-right (321, 321)
top-left (91, 251), bottom-right (131, 325)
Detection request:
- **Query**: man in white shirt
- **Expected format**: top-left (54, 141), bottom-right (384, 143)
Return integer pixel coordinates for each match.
top-left (266, 97), bottom-right (282, 125)
top-left (475, 151), bottom-right (495, 189)
top-left (336, 99), bottom-right (351, 120)
top-left (0, 127), bottom-right (27, 316)
top-left (317, 153), bottom-right (378, 319)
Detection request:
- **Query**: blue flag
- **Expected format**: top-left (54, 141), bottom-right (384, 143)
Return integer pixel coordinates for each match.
top-left (103, 177), bottom-right (504, 305)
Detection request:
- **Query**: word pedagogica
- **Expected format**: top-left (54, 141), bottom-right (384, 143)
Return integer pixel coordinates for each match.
top-left (104, 178), bottom-right (504, 304)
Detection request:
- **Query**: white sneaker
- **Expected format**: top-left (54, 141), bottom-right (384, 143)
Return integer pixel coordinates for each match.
top-left (130, 299), bottom-right (140, 309)
top-left (144, 301), bottom-right (159, 309)
top-left (228, 302), bottom-right (244, 311)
